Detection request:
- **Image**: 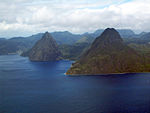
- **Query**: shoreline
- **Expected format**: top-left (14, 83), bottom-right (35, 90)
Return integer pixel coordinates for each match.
top-left (65, 72), bottom-right (150, 76)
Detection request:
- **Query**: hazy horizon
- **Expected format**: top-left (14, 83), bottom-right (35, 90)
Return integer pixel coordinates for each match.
top-left (0, 28), bottom-right (145, 39)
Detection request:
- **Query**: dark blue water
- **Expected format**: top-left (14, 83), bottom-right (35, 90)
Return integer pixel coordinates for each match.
top-left (1, 55), bottom-right (150, 113)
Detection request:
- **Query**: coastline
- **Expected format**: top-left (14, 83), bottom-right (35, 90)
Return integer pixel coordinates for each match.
top-left (65, 72), bottom-right (150, 76)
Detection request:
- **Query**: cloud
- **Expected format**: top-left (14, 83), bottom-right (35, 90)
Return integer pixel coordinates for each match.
top-left (0, 0), bottom-right (150, 37)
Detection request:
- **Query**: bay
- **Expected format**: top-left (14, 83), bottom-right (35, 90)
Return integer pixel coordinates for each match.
top-left (0, 55), bottom-right (150, 113)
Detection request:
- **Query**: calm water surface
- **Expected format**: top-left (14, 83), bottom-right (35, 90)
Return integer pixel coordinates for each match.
top-left (0, 55), bottom-right (150, 113)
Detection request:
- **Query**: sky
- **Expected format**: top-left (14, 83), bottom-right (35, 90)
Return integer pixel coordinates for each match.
top-left (0, 0), bottom-right (150, 38)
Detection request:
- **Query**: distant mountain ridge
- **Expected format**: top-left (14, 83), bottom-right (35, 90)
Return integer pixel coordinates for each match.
top-left (0, 29), bottom-right (150, 55)
top-left (82, 29), bottom-right (136, 38)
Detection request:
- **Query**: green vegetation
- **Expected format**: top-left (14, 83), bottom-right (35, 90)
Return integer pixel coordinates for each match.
top-left (0, 29), bottom-right (144, 55)
top-left (28, 32), bottom-right (62, 61)
top-left (59, 43), bottom-right (90, 60)
top-left (66, 28), bottom-right (150, 75)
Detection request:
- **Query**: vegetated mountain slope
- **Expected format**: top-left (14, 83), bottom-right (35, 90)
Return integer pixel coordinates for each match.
top-left (66, 28), bottom-right (150, 75)
top-left (59, 42), bottom-right (91, 60)
top-left (28, 32), bottom-right (62, 61)
top-left (0, 29), bottom-right (149, 56)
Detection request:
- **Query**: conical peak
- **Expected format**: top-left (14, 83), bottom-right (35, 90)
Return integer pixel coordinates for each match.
top-left (90, 28), bottom-right (123, 50)
top-left (29, 31), bottom-right (61, 61)
top-left (99, 28), bottom-right (123, 42)
top-left (102, 28), bottom-right (119, 35)
top-left (105, 28), bottom-right (115, 31)
top-left (43, 31), bottom-right (52, 39)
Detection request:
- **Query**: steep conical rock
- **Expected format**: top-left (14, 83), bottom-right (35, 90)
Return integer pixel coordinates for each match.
top-left (66, 28), bottom-right (149, 75)
top-left (29, 32), bottom-right (62, 61)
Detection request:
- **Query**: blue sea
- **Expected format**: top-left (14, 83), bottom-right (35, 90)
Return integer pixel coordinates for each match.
top-left (1, 55), bottom-right (150, 113)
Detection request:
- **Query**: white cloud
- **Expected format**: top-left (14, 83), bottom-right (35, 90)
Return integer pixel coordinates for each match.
top-left (0, 0), bottom-right (150, 37)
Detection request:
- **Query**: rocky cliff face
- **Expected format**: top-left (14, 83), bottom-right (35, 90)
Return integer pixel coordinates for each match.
top-left (29, 32), bottom-right (62, 61)
top-left (66, 28), bottom-right (150, 75)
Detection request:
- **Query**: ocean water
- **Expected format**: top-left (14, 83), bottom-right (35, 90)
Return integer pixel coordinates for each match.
top-left (1, 55), bottom-right (150, 113)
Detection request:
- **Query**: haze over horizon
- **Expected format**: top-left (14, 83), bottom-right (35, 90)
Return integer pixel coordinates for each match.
top-left (0, 0), bottom-right (150, 38)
